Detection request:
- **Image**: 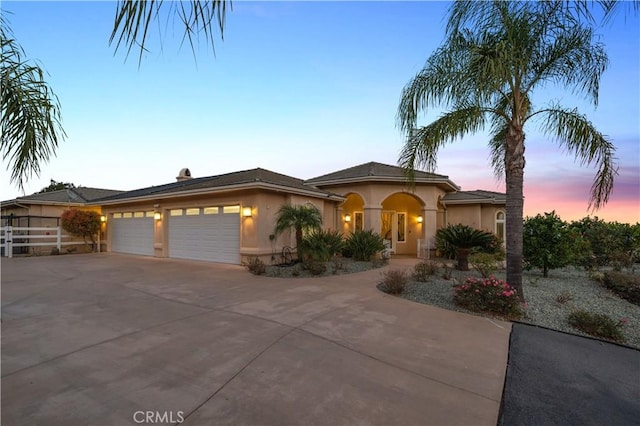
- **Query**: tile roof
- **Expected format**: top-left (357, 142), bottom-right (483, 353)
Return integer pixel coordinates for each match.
top-left (443, 190), bottom-right (506, 204)
top-left (95, 168), bottom-right (340, 203)
top-left (305, 161), bottom-right (452, 184)
top-left (2, 187), bottom-right (123, 205)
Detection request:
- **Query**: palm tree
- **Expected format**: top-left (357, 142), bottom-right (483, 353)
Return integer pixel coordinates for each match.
top-left (437, 225), bottom-right (494, 271)
top-left (110, 0), bottom-right (231, 64)
top-left (274, 204), bottom-right (323, 258)
top-left (1, 15), bottom-right (65, 190)
top-left (397, 1), bottom-right (616, 300)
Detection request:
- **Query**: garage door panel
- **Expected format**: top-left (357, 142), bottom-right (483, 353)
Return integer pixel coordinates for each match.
top-left (111, 217), bottom-right (154, 256)
top-left (169, 210), bottom-right (240, 264)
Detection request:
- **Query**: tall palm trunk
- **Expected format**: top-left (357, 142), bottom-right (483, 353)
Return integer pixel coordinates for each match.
top-left (505, 122), bottom-right (525, 301)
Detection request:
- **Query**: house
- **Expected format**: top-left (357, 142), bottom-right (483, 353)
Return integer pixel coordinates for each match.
top-left (92, 162), bottom-right (505, 264)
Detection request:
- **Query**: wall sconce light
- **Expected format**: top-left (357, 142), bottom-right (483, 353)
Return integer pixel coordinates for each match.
top-left (344, 214), bottom-right (351, 223)
top-left (417, 215), bottom-right (423, 223)
top-left (242, 207), bottom-right (253, 217)
top-left (100, 215), bottom-right (107, 223)
top-left (154, 212), bottom-right (162, 221)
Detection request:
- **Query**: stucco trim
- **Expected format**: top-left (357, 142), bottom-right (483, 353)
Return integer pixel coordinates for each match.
top-left (309, 176), bottom-right (460, 191)
top-left (93, 182), bottom-right (345, 206)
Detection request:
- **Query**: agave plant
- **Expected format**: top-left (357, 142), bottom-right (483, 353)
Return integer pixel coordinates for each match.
top-left (437, 224), bottom-right (494, 271)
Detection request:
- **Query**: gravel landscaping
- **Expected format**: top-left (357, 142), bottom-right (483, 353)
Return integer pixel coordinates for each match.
top-left (263, 258), bottom-right (388, 278)
top-left (399, 262), bottom-right (640, 349)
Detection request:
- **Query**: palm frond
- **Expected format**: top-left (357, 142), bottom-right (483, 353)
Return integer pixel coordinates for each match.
top-left (1, 15), bottom-right (64, 190)
top-left (526, 24), bottom-right (608, 106)
top-left (537, 106), bottom-right (617, 210)
top-left (399, 106), bottom-right (487, 181)
top-left (110, 0), bottom-right (231, 64)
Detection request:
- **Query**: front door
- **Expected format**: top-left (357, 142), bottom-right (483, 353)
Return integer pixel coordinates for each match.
top-left (381, 211), bottom-right (406, 253)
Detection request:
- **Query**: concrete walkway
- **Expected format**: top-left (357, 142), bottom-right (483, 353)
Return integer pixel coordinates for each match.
top-left (1, 254), bottom-right (511, 426)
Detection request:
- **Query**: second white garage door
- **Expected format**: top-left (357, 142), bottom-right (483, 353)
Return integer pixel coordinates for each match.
top-left (168, 206), bottom-right (241, 264)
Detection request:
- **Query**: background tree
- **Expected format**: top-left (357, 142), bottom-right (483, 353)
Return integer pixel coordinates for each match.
top-left (60, 209), bottom-right (101, 252)
top-left (1, 14), bottom-right (65, 190)
top-left (397, 1), bottom-right (615, 300)
top-left (37, 179), bottom-right (76, 194)
top-left (273, 204), bottom-right (323, 258)
top-left (523, 211), bottom-right (589, 277)
top-left (569, 217), bottom-right (640, 269)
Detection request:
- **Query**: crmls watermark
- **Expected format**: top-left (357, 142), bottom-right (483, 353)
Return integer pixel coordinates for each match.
top-left (133, 411), bottom-right (185, 424)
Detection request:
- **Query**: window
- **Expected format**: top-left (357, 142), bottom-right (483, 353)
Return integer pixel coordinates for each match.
top-left (170, 209), bottom-right (183, 216)
top-left (145, 211), bottom-right (155, 217)
top-left (122, 212), bottom-right (132, 218)
top-left (204, 207), bottom-right (219, 215)
top-left (113, 213), bottom-right (122, 219)
top-left (134, 212), bottom-right (145, 218)
top-left (354, 211), bottom-right (364, 231)
top-left (186, 208), bottom-right (200, 216)
top-left (397, 213), bottom-right (406, 243)
top-left (496, 211), bottom-right (505, 240)
top-left (223, 205), bottom-right (240, 214)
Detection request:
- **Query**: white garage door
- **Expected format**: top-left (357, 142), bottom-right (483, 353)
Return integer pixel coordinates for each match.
top-left (110, 212), bottom-right (154, 256)
top-left (168, 206), bottom-right (241, 264)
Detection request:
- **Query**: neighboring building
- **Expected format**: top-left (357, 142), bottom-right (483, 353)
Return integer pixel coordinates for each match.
top-left (1, 187), bottom-right (123, 255)
top-left (93, 162), bottom-right (505, 264)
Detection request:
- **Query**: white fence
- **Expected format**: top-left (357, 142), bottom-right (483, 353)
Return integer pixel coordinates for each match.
top-left (0, 226), bottom-right (89, 258)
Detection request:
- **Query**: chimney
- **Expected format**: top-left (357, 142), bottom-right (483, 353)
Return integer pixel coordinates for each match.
top-left (176, 168), bottom-right (193, 182)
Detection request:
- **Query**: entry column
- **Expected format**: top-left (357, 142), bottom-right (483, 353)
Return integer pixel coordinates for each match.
top-left (423, 207), bottom-right (438, 253)
top-left (363, 205), bottom-right (382, 234)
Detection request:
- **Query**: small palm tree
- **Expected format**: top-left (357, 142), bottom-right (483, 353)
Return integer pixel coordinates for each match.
top-left (274, 204), bottom-right (323, 258)
top-left (437, 225), bottom-right (493, 271)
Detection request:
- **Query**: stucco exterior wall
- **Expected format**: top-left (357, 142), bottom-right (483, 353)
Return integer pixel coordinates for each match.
top-left (445, 204), bottom-right (504, 236)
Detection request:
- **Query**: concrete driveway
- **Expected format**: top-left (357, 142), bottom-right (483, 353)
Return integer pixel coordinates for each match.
top-left (1, 254), bottom-right (511, 426)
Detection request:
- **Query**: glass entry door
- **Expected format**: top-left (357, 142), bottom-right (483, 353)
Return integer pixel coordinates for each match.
top-left (381, 211), bottom-right (406, 253)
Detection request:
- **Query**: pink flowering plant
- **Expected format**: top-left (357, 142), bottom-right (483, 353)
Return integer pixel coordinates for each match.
top-left (453, 276), bottom-right (523, 319)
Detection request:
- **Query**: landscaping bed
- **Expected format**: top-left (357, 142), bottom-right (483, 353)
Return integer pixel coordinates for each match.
top-left (398, 263), bottom-right (640, 348)
top-left (263, 258), bottom-right (387, 278)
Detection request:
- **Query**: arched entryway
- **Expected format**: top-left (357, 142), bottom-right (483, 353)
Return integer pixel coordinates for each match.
top-left (340, 193), bottom-right (365, 234)
top-left (380, 193), bottom-right (425, 255)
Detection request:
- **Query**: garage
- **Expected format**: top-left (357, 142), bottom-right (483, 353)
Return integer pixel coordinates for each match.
top-left (168, 205), bottom-right (241, 264)
top-left (110, 212), bottom-right (155, 256)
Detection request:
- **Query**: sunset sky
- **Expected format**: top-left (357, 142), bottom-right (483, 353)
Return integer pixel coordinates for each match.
top-left (2, 1), bottom-right (638, 223)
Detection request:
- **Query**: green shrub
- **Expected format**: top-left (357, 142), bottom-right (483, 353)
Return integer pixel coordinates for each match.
top-left (469, 252), bottom-right (499, 278)
top-left (300, 229), bottom-right (344, 262)
top-left (567, 310), bottom-right (627, 343)
top-left (412, 261), bottom-right (438, 282)
top-left (436, 224), bottom-right (495, 270)
top-left (344, 230), bottom-right (385, 261)
top-left (302, 260), bottom-right (327, 276)
top-left (244, 256), bottom-right (266, 275)
top-left (60, 209), bottom-right (101, 251)
top-left (602, 271), bottom-right (640, 306)
top-left (379, 269), bottom-right (409, 295)
top-left (453, 277), bottom-right (523, 319)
